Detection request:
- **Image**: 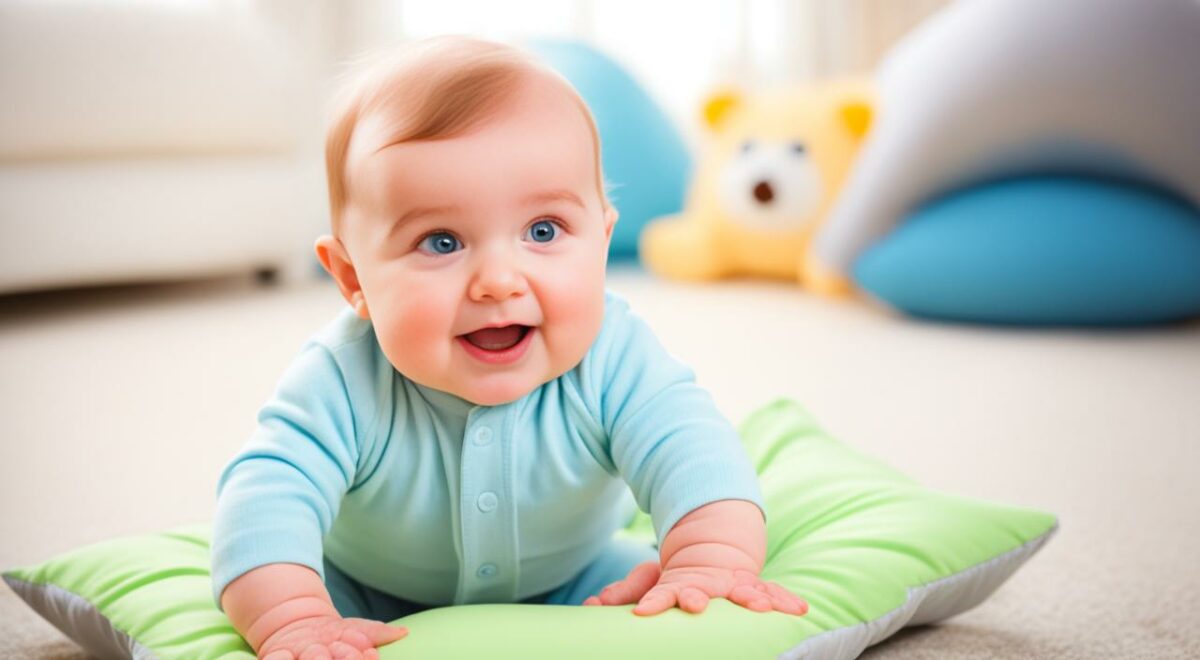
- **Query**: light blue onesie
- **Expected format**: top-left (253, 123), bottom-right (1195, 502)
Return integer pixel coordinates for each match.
top-left (211, 291), bottom-right (763, 618)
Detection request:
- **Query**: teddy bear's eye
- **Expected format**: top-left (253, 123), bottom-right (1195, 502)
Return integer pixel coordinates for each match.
top-left (790, 141), bottom-right (807, 155)
top-left (740, 140), bottom-right (756, 154)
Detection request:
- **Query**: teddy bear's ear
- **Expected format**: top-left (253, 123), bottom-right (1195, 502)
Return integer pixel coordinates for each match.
top-left (838, 99), bottom-right (873, 139)
top-left (702, 89), bottom-right (742, 131)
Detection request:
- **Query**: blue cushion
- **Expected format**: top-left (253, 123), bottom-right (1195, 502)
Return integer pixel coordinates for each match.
top-left (854, 176), bottom-right (1200, 325)
top-left (526, 39), bottom-right (691, 260)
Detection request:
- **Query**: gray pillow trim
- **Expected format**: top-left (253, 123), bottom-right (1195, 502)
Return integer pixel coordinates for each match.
top-left (3, 573), bottom-right (156, 660)
top-left (4, 525), bottom-right (1056, 660)
top-left (778, 524), bottom-right (1058, 660)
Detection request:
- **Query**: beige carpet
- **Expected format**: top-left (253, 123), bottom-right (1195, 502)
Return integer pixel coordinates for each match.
top-left (2, 266), bottom-right (1198, 658)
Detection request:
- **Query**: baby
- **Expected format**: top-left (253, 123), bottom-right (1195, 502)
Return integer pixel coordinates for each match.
top-left (212, 36), bottom-right (806, 660)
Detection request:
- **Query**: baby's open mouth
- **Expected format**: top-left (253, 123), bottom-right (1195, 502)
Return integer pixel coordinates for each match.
top-left (460, 325), bottom-right (533, 352)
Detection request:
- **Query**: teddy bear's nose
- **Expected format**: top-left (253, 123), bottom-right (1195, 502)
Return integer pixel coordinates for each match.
top-left (753, 180), bottom-right (775, 204)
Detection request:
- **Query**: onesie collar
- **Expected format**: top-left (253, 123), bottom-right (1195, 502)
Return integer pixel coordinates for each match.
top-left (411, 380), bottom-right (477, 419)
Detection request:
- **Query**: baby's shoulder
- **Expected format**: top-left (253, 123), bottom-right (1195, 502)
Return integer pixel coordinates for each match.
top-left (590, 289), bottom-right (665, 356)
top-left (592, 289), bottom-right (634, 344)
top-left (310, 307), bottom-right (376, 351)
top-left (295, 308), bottom-right (392, 395)
top-left (573, 290), bottom-right (664, 387)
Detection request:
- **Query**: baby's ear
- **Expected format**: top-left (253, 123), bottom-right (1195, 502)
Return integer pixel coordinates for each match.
top-left (315, 235), bottom-right (370, 319)
top-left (603, 206), bottom-right (619, 241)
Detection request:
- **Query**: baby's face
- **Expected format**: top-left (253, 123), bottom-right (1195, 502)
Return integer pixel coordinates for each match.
top-left (334, 78), bottom-right (615, 406)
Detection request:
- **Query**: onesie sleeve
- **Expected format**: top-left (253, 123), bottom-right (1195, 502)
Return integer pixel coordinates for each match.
top-left (210, 343), bottom-right (364, 607)
top-left (593, 296), bottom-right (764, 542)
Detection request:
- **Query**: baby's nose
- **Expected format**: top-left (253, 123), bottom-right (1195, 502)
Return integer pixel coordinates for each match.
top-left (469, 254), bottom-right (528, 301)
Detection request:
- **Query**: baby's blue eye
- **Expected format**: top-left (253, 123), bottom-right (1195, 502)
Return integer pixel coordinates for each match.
top-left (419, 232), bottom-right (461, 255)
top-left (526, 219), bottom-right (558, 243)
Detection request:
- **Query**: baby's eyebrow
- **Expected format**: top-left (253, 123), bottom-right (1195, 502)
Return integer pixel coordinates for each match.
top-left (388, 204), bottom-right (459, 237)
top-left (521, 189), bottom-right (585, 209)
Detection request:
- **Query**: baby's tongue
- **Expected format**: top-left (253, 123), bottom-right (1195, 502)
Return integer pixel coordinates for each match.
top-left (463, 325), bottom-right (526, 351)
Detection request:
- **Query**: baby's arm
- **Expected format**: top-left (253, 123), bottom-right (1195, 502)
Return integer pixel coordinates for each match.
top-left (585, 500), bottom-right (807, 616)
top-left (586, 297), bottom-right (805, 615)
top-left (222, 563), bottom-right (406, 660)
top-left (213, 343), bottom-right (406, 658)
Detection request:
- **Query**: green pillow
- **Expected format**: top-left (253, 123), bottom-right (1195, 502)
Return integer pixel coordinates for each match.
top-left (4, 400), bottom-right (1056, 659)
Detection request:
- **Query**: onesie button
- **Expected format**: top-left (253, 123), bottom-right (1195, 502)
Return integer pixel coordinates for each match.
top-left (473, 427), bottom-right (493, 446)
top-left (477, 491), bottom-right (498, 513)
top-left (477, 563), bottom-right (498, 578)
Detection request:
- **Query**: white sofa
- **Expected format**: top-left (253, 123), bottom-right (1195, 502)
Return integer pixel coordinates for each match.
top-left (0, 0), bottom-right (337, 293)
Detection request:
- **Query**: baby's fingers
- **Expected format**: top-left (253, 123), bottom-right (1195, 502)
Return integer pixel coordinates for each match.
top-left (728, 584), bottom-right (772, 612)
top-left (763, 582), bottom-right (808, 615)
top-left (632, 586), bottom-right (678, 616)
top-left (344, 619), bottom-right (408, 646)
top-left (677, 587), bottom-right (710, 614)
top-left (329, 641), bottom-right (366, 659)
top-left (591, 561), bottom-right (661, 606)
top-left (336, 628), bottom-right (372, 651)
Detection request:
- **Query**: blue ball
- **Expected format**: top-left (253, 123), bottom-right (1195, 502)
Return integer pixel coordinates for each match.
top-left (526, 39), bottom-right (692, 260)
top-left (854, 176), bottom-right (1200, 326)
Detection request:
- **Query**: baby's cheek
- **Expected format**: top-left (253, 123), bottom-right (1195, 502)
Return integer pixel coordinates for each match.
top-left (542, 272), bottom-right (606, 360)
top-left (376, 293), bottom-right (457, 371)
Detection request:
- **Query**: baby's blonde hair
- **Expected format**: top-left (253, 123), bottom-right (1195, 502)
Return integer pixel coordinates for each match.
top-left (325, 36), bottom-right (608, 234)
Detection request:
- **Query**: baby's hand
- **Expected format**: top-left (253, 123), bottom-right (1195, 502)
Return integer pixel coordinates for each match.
top-left (585, 562), bottom-right (807, 617)
top-left (257, 615), bottom-right (407, 660)
top-left (583, 560), bottom-right (662, 608)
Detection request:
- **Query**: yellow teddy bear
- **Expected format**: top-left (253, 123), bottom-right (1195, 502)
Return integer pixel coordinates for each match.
top-left (640, 80), bottom-right (872, 296)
